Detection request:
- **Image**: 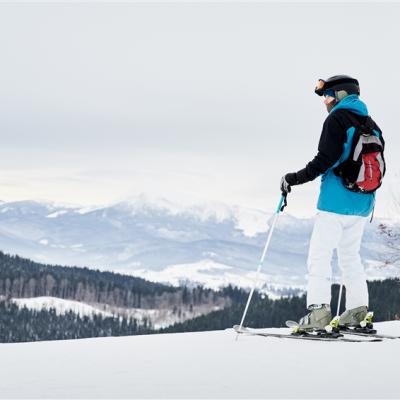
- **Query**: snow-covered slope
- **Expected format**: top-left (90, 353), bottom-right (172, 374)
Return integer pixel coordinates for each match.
top-left (129, 259), bottom-right (303, 298)
top-left (0, 196), bottom-right (399, 294)
top-left (0, 321), bottom-right (399, 399)
top-left (10, 296), bottom-right (224, 330)
top-left (11, 297), bottom-right (113, 318)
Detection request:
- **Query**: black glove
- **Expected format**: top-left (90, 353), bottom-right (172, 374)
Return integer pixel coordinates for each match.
top-left (280, 173), bottom-right (298, 195)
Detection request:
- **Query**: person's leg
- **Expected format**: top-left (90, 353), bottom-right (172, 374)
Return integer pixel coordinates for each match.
top-left (306, 211), bottom-right (343, 308)
top-left (337, 215), bottom-right (369, 310)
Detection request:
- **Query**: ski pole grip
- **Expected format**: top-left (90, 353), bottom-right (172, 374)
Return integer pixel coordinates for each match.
top-left (277, 193), bottom-right (287, 213)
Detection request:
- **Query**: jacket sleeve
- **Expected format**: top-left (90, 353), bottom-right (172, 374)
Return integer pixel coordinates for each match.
top-left (295, 114), bottom-right (347, 184)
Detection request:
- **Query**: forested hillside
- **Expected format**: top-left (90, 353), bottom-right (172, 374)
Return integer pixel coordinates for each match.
top-left (0, 300), bottom-right (152, 343)
top-left (160, 279), bottom-right (400, 333)
top-left (1, 251), bottom-right (399, 343)
top-left (0, 251), bottom-right (230, 311)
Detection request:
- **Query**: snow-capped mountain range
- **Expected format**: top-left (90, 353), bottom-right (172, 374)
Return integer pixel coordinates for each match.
top-left (0, 195), bottom-right (399, 294)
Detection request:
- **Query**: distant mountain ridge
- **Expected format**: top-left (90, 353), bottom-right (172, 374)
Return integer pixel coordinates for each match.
top-left (0, 251), bottom-right (231, 330)
top-left (0, 196), bottom-right (399, 292)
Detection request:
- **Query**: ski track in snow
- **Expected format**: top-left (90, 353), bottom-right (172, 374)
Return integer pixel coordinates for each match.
top-left (0, 321), bottom-right (399, 399)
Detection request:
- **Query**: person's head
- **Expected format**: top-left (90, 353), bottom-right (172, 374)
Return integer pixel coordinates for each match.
top-left (315, 75), bottom-right (360, 113)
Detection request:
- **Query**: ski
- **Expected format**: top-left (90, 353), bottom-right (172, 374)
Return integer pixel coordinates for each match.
top-left (233, 325), bottom-right (382, 343)
top-left (285, 319), bottom-right (399, 340)
top-left (338, 327), bottom-right (400, 340)
top-left (335, 313), bottom-right (399, 339)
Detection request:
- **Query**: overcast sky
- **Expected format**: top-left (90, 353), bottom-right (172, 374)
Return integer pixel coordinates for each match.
top-left (0, 2), bottom-right (399, 217)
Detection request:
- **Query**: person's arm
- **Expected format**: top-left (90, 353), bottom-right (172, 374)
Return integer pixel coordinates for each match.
top-left (296, 115), bottom-right (347, 183)
top-left (281, 114), bottom-right (347, 192)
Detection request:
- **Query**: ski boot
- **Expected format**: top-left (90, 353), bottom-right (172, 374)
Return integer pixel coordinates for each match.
top-left (339, 306), bottom-right (368, 327)
top-left (287, 305), bottom-right (343, 338)
top-left (336, 307), bottom-right (376, 335)
top-left (296, 304), bottom-right (332, 332)
top-left (342, 307), bottom-right (376, 334)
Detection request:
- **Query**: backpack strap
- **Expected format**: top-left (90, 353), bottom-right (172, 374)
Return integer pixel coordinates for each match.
top-left (342, 110), bottom-right (374, 134)
top-left (333, 111), bottom-right (374, 178)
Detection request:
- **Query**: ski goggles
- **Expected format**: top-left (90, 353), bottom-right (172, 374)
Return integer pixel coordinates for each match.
top-left (315, 79), bottom-right (335, 98)
top-left (323, 89), bottom-right (335, 98)
top-left (315, 79), bottom-right (326, 96)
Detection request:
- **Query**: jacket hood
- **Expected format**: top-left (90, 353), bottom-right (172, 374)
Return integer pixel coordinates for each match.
top-left (331, 94), bottom-right (369, 116)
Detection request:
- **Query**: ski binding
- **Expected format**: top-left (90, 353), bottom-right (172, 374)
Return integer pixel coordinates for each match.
top-left (234, 325), bottom-right (382, 343)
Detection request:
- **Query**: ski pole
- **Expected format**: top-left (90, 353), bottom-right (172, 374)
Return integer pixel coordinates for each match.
top-left (235, 194), bottom-right (287, 341)
top-left (336, 283), bottom-right (344, 317)
top-left (325, 281), bottom-right (343, 332)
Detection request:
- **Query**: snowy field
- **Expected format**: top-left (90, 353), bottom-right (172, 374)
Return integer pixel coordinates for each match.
top-left (0, 321), bottom-right (399, 399)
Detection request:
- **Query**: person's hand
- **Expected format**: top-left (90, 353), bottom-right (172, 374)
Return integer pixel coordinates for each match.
top-left (280, 173), bottom-right (297, 195)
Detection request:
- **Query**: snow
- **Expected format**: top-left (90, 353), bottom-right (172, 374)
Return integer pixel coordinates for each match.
top-left (119, 194), bottom-right (273, 236)
top-left (120, 193), bottom-right (235, 223)
top-left (10, 296), bottom-right (206, 329)
top-left (0, 321), bottom-right (399, 399)
top-left (132, 259), bottom-right (233, 289)
top-left (12, 297), bottom-right (113, 318)
top-left (131, 260), bottom-right (304, 296)
top-left (232, 206), bottom-right (273, 237)
top-left (0, 198), bottom-right (399, 296)
top-left (46, 210), bottom-right (68, 218)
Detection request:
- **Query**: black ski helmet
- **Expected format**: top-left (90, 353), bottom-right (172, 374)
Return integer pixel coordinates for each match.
top-left (315, 75), bottom-right (360, 98)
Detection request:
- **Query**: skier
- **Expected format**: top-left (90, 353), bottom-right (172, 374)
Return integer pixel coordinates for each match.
top-left (280, 75), bottom-right (385, 331)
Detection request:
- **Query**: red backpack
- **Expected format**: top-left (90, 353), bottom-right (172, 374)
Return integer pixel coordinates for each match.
top-left (334, 113), bottom-right (385, 193)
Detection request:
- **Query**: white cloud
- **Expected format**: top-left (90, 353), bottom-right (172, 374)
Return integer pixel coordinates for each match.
top-left (0, 2), bottom-right (398, 218)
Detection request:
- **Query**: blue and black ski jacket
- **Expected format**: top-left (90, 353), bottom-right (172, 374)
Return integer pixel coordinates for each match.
top-left (294, 95), bottom-right (384, 217)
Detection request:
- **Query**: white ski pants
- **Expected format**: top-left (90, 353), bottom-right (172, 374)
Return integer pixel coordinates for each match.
top-left (307, 211), bottom-right (368, 310)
